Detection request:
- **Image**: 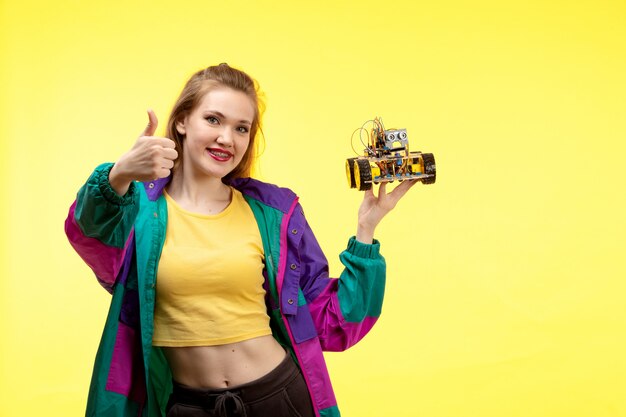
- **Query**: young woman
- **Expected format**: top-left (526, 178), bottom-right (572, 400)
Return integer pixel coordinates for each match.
top-left (65, 63), bottom-right (417, 417)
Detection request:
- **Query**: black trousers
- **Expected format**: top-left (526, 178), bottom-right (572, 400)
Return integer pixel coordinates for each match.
top-left (166, 353), bottom-right (315, 417)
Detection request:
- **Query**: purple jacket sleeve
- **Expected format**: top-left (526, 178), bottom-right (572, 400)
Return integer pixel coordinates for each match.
top-left (299, 217), bottom-right (386, 352)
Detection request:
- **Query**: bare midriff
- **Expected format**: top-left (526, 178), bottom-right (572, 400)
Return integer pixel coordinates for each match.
top-left (162, 335), bottom-right (287, 389)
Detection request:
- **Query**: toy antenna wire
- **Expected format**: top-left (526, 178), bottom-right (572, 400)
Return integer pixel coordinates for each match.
top-left (350, 118), bottom-right (387, 157)
top-left (361, 119), bottom-right (377, 156)
top-left (350, 127), bottom-right (364, 156)
top-left (362, 125), bottom-right (371, 150)
top-left (372, 117), bottom-right (385, 149)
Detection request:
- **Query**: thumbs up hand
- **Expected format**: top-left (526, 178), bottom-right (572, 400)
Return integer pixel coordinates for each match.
top-left (109, 110), bottom-right (179, 196)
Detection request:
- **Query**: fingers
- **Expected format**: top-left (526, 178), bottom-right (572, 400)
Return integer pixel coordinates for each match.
top-left (162, 147), bottom-right (178, 161)
top-left (140, 109), bottom-right (159, 137)
top-left (152, 156), bottom-right (175, 180)
top-left (152, 143), bottom-right (177, 173)
top-left (387, 179), bottom-right (418, 202)
top-left (148, 138), bottom-right (177, 174)
top-left (372, 179), bottom-right (417, 206)
top-left (160, 157), bottom-right (175, 170)
top-left (154, 137), bottom-right (176, 148)
top-left (377, 182), bottom-right (387, 200)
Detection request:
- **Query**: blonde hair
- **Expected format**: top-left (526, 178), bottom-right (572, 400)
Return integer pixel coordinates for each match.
top-left (166, 63), bottom-right (265, 180)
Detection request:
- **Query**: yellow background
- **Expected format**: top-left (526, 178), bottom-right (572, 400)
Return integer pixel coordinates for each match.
top-left (2, 0), bottom-right (625, 416)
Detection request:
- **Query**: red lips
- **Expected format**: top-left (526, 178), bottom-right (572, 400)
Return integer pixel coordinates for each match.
top-left (206, 147), bottom-right (233, 162)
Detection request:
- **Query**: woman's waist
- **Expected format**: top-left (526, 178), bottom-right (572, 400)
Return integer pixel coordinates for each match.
top-left (162, 334), bottom-right (287, 389)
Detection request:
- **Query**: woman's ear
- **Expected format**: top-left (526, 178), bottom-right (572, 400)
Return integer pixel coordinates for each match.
top-left (176, 119), bottom-right (186, 135)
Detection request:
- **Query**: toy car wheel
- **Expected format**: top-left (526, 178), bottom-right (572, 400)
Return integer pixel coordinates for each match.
top-left (346, 158), bottom-right (357, 188)
top-left (354, 159), bottom-right (372, 191)
top-left (422, 153), bottom-right (436, 184)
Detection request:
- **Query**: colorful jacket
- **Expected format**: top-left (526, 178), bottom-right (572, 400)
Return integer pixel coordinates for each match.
top-left (65, 163), bottom-right (386, 417)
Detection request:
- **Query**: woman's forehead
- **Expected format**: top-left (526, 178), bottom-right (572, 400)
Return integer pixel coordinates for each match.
top-left (195, 88), bottom-right (255, 123)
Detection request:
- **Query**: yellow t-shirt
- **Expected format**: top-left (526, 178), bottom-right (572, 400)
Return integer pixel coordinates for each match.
top-left (152, 188), bottom-right (271, 347)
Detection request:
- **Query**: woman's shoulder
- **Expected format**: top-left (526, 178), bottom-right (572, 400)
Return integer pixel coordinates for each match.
top-left (228, 177), bottom-right (298, 213)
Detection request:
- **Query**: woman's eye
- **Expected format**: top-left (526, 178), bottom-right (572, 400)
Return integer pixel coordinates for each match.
top-left (206, 116), bottom-right (219, 124)
top-left (237, 126), bottom-right (249, 133)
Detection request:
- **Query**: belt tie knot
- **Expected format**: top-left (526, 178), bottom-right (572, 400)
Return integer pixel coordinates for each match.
top-left (213, 390), bottom-right (247, 417)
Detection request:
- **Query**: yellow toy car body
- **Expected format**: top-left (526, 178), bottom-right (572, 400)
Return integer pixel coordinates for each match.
top-left (346, 119), bottom-right (436, 191)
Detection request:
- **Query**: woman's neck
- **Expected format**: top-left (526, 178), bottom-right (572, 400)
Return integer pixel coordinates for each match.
top-left (166, 166), bottom-right (232, 215)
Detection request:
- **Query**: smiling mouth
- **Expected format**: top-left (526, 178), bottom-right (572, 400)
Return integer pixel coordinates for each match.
top-left (207, 148), bottom-right (233, 161)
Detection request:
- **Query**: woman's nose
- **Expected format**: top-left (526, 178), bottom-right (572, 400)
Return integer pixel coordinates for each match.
top-left (216, 128), bottom-right (234, 146)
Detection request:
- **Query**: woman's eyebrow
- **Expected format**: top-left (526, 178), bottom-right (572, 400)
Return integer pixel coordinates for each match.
top-left (206, 110), bottom-right (252, 126)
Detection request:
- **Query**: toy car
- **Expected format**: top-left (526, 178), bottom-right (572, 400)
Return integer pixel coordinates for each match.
top-left (346, 118), bottom-right (436, 191)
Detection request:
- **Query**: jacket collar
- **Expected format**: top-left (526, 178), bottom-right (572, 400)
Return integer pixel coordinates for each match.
top-left (143, 177), bottom-right (170, 201)
top-left (142, 175), bottom-right (297, 214)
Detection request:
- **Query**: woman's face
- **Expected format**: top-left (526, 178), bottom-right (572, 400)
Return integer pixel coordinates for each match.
top-left (176, 87), bottom-right (255, 180)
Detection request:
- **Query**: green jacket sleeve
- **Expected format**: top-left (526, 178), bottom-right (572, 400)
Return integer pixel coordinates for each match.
top-left (65, 163), bottom-right (140, 292)
top-left (74, 162), bottom-right (139, 248)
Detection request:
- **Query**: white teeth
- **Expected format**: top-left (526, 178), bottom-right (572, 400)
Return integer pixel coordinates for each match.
top-left (208, 150), bottom-right (230, 158)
